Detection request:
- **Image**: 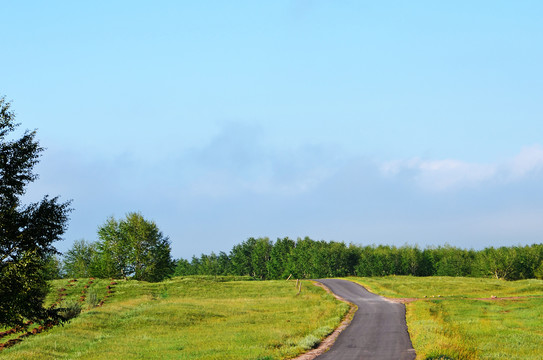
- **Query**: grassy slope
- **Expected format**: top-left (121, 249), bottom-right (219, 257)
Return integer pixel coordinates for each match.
top-left (350, 276), bottom-right (543, 360)
top-left (1, 277), bottom-right (348, 360)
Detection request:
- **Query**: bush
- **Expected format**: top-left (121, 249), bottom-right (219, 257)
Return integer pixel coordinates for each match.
top-left (58, 301), bottom-right (81, 321)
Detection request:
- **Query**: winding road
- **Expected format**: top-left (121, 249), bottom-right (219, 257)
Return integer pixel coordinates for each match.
top-left (315, 279), bottom-right (416, 360)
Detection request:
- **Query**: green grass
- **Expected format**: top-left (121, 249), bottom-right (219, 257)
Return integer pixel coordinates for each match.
top-left (1, 277), bottom-right (348, 359)
top-left (349, 276), bottom-right (543, 360)
top-left (350, 276), bottom-right (543, 299)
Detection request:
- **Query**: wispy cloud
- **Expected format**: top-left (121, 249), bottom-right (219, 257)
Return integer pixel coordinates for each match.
top-left (26, 129), bottom-right (543, 258)
top-left (181, 122), bottom-right (342, 197)
top-left (505, 145), bottom-right (543, 180)
top-left (381, 145), bottom-right (543, 191)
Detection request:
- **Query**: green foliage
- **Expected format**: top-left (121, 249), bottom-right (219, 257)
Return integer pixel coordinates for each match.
top-left (476, 245), bottom-right (542, 280)
top-left (42, 254), bottom-right (63, 280)
top-left (535, 261), bottom-right (543, 280)
top-left (266, 237), bottom-right (294, 279)
top-left (0, 96), bottom-right (71, 327)
top-left (61, 214), bottom-right (175, 282)
top-left (176, 237), bottom-right (543, 281)
top-left (97, 216), bottom-right (134, 278)
top-left (230, 237), bottom-right (257, 276)
top-left (434, 246), bottom-right (475, 277)
top-left (173, 258), bottom-right (193, 276)
top-left (97, 212), bottom-right (174, 282)
top-left (0, 250), bottom-right (50, 326)
top-left (57, 300), bottom-right (82, 321)
top-left (251, 237), bottom-right (272, 279)
top-left (62, 239), bottom-right (102, 278)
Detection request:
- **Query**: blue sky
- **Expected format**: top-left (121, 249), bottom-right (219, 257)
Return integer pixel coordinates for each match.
top-left (2, 1), bottom-right (543, 259)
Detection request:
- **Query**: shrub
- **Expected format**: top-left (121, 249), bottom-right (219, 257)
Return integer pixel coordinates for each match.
top-left (58, 301), bottom-right (81, 321)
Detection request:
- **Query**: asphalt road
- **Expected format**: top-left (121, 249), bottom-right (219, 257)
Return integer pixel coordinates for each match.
top-left (315, 279), bottom-right (416, 360)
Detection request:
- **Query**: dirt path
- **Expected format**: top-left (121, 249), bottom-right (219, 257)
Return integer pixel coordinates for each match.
top-left (313, 279), bottom-right (416, 360)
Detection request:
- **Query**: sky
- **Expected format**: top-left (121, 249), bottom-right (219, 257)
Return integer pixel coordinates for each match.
top-left (2, 1), bottom-right (543, 259)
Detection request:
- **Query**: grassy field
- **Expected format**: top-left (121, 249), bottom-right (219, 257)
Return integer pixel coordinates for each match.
top-left (1, 276), bottom-right (349, 360)
top-left (350, 276), bottom-right (543, 360)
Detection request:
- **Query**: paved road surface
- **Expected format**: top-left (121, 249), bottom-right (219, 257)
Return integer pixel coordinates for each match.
top-left (316, 279), bottom-right (416, 360)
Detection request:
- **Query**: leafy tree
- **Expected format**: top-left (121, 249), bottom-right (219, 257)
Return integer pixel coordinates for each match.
top-left (310, 240), bottom-right (330, 278)
top-left (267, 237), bottom-right (295, 279)
top-left (63, 239), bottom-right (101, 278)
top-left (230, 238), bottom-right (257, 276)
top-left (97, 216), bottom-right (132, 279)
top-left (251, 237), bottom-right (272, 279)
top-left (43, 254), bottom-right (63, 280)
top-left (434, 245), bottom-right (474, 277)
top-left (173, 258), bottom-right (193, 276)
top-left (399, 245), bottom-right (422, 276)
top-left (198, 252), bottom-right (219, 276)
top-left (477, 247), bottom-right (516, 280)
top-left (327, 241), bottom-right (356, 277)
top-left (189, 255), bottom-right (201, 275)
top-left (97, 212), bottom-right (174, 282)
top-left (0, 96), bottom-right (71, 327)
top-left (217, 251), bottom-right (231, 275)
top-left (417, 248), bottom-right (436, 276)
top-left (284, 237), bottom-right (316, 278)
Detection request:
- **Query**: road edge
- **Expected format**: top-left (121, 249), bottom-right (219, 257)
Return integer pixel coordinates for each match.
top-left (289, 281), bottom-right (358, 360)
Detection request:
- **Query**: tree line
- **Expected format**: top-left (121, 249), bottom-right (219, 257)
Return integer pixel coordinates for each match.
top-left (173, 237), bottom-right (543, 281)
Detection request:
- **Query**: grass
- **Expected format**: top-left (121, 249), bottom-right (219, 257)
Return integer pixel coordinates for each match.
top-left (351, 276), bottom-right (543, 299)
top-left (349, 276), bottom-right (543, 360)
top-left (1, 276), bottom-right (349, 359)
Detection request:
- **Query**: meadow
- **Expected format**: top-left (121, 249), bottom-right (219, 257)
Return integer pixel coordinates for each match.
top-left (351, 276), bottom-right (543, 360)
top-left (0, 276), bottom-right (349, 360)
top-left (3, 276), bottom-right (541, 360)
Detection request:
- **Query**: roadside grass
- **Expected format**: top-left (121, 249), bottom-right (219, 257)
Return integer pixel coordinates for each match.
top-left (350, 276), bottom-right (543, 360)
top-left (350, 276), bottom-right (543, 299)
top-left (1, 277), bottom-right (348, 360)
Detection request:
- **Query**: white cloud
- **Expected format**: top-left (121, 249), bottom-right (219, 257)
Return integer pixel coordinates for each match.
top-left (381, 145), bottom-right (543, 191)
top-left (28, 132), bottom-right (543, 258)
top-left (505, 145), bottom-right (543, 180)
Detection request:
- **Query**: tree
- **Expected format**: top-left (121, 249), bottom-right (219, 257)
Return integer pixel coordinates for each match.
top-left (0, 96), bottom-right (71, 327)
top-left (230, 238), bottom-right (256, 276)
top-left (43, 253), bottom-right (63, 280)
top-left (97, 216), bottom-right (132, 278)
top-left (198, 252), bottom-right (219, 276)
top-left (97, 212), bottom-right (174, 282)
top-left (251, 237), bottom-right (272, 279)
top-left (284, 237), bottom-right (316, 279)
top-left (173, 258), bottom-right (193, 276)
top-left (267, 237), bottom-right (295, 279)
top-left (63, 239), bottom-right (101, 278)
